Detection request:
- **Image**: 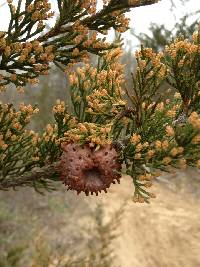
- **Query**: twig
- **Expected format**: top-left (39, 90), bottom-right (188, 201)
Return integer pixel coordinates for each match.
top-left (0, 162), bottom-right (60, 190)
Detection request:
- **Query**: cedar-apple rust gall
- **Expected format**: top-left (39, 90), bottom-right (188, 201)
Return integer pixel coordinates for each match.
top-left (58, 143), bottom-right (122, 196)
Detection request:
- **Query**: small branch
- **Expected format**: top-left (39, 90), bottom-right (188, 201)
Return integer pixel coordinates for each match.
top-left (0, 2), bottom-right (6, 8)
top-left (0, 162), bottom-right (60, 190)
top-left (38, 0), bottom-right (160, 42)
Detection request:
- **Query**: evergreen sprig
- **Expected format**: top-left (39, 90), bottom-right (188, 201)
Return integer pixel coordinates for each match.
top-left (0, 1), bottom-right (200, 203)
top-left (0, 0), bottom-right (158, 91)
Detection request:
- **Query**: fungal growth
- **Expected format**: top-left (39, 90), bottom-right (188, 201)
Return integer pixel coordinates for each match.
top-left (59, 143), bottom-right (122, 195)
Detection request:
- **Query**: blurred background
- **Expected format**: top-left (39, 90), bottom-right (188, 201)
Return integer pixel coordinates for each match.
top-left (0, 0), bottom-right (200, 266)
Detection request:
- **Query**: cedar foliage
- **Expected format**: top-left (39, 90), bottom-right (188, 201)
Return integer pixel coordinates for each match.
top-left (0, 0), bottom-right (200, 203)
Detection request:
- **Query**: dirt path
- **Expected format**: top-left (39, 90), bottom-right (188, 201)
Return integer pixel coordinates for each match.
top-left (86, 172), bottom-right (200, 267)
top-left (0, 171), bottom-right (200, 267)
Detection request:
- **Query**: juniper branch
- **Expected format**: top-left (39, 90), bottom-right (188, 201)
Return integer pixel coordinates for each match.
top-left (0, 162), bottom-right (59, 190)
top-left (39, 0), bottom-right (159, 41)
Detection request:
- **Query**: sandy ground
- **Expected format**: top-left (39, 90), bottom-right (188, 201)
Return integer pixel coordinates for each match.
top-left (92, 173), bottom-right (200, 267)
top-left (0, 169), bottom-right (200, 267)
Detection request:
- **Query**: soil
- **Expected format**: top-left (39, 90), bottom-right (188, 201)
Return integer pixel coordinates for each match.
top-left (0, 168), bottom-right (200, 267)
